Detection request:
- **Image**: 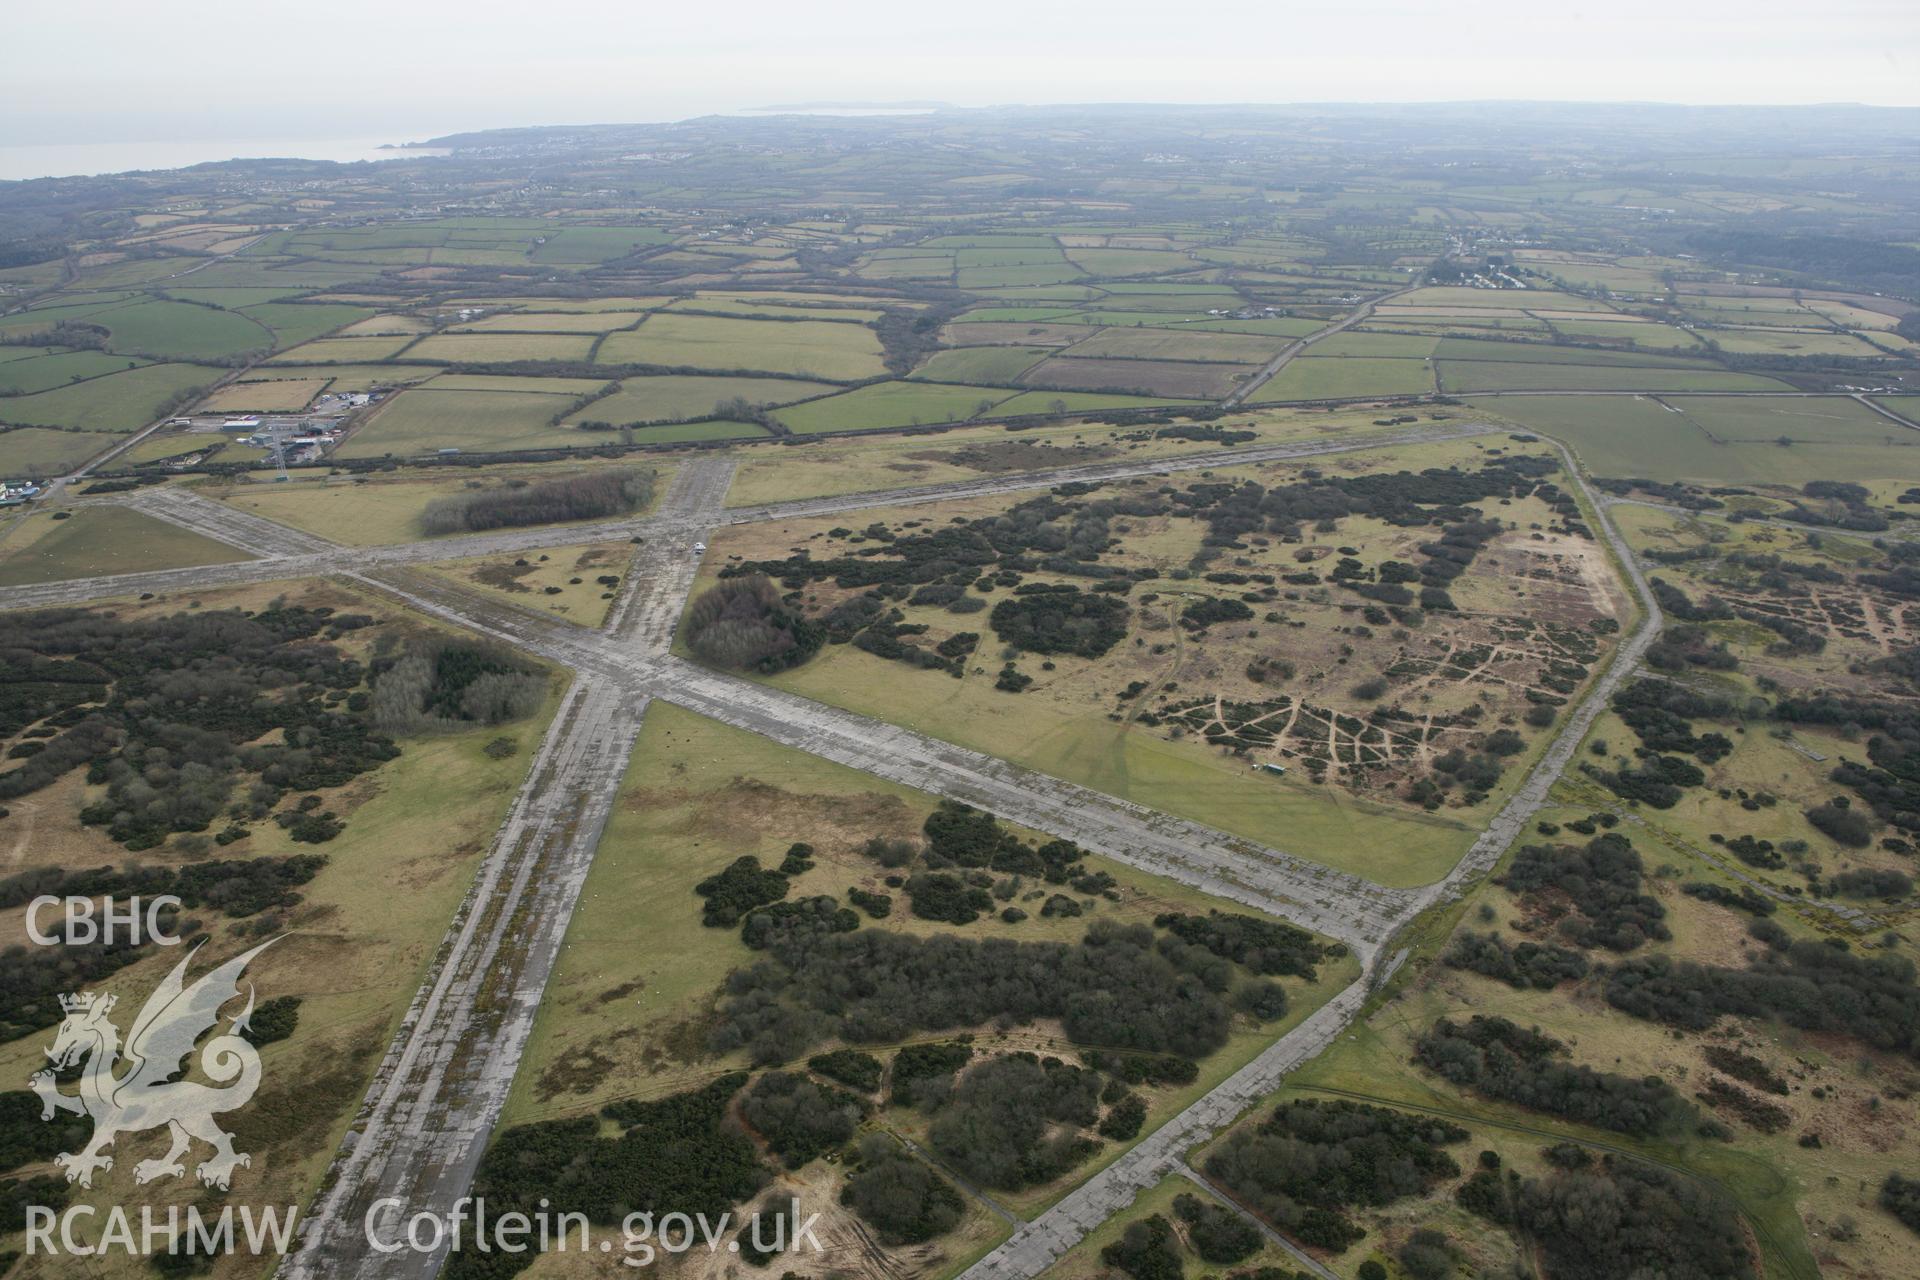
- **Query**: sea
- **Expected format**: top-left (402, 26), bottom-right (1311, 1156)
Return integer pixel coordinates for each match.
top-left (0, 137), bottom-right (450, 182)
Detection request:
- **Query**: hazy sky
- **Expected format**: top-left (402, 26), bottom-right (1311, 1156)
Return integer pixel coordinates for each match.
top-left (7, 0), bottom-right (1917, 146)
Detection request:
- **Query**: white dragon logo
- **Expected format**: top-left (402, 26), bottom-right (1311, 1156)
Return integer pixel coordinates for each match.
top-left (30, 938), bottom-right (277, 1190)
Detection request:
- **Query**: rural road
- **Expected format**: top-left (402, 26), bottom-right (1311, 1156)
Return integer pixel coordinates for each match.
top-left (1222, 283), bottom-right (1418, 407)
top-left (8, 414), bottom-right (1664, 1279)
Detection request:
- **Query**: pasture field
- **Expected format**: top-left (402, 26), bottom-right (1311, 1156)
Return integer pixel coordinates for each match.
top-left (773, 381), bottom-right (1011, 434)
top-left (667, 297), bottom-right (886, 322)
top-left (1019, 356), bottom-right (1247, 398)
top-left (0, 505), bottom-right (250, 585)
top-left (0, 427), bottom-right (121, 475)
top-left (595, 313), bottom-right (887, 379)
top-left (527, 226), bottom-right (673, 263)
top-left (403, 332), bottom-right (598, 363)
top-left (334, 389), bottom-right (587, 457)
top-left (1253, 355), bottom-right (1436, 400)
top-left (909, 345), bottom-right (1052, 383)
top-left (452, 310), bottom-right (651, 333)
top-left (1064, 247), bottom-right (1195, 275)
top-left (565, 374), bottom-right (838, 424)
top-left (1310, 332), bottom-right (1442, 358)
top-left (238, 363), bottom-right (439, 391)
top-left (1185, 315), bottom-right (1325, 337)
top-left (1703, 328), bottom-right (1889, 359)
top-left (1437, 362), bottom-right (1789, 393)
top-left (621, 419), bottom-right (768, 443)
top-left (239, 301), bottom-right (374, 347)
top-left (1393, 286), bottom-right (1611, 311)
top-left (264, 335), bottom-right (422, 364)
top-left (1063, 327), bottom-right (1282, 363)
top-left (336, 313), bottom-right (433, 336)
top-left (92, 298), bottom-right (274, 359)
top-left (1543, 319), bottom-right (1704, 350)
top-left (0, 361), bottom-right (211, 431)
top-left (1430, 337), bottom-right (1718, 368)
top-left (1472, 394), bottom-right (1920, 483)
top-left (989, 389), bottom-right (1204, 415)
top-left (0, 350), bottom-right (150, 395)
top-left (422, 373), bottom-right (611, 395)
top-left (1671, 394), bottom-right (1900, 444)
top-left (197, 379), bottom-right (329, 412)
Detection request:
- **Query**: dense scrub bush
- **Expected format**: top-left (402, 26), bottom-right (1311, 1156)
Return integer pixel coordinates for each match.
top-left (1605, 940), bottom-right (1920, 1059)
top-left (1443, 931), bottom-right (1590, 989)
top-left (1513, 1156), bottom-right (1754, 1280)
top-left (739, 1070), bottom-right (866, 1167)
top-left (990, 586), bottom-right (1129, 657)
top-left (1101, 1214), bottom-right (1185, 1280)
top-left (1203, 1100), bottom-right (1466, 1253)
top-left (1881, 1172), bottom-right (1920, 1236)
top-left (712, 921), bottom-right (1233, 1066)
top-left (1414, 1016), bottom-right (1695, 1137)
top-left (1154, 910), bottom-right (1333, 980)
top-left (1499, 833), bottom-right (1668, 951)
top-left (1172, 1193), bottom-right (1262, 1264)
top-left (419, 467), bottom-right (654, 534)
top-left (841, 1135), bottom-right (965, 1244)
top-left (686, 575), bottom-right (825, 673)
top-left (370, 638), bottom-right (544, 736)
top-left (806, 1049), bottom-right (882, 1093)
top-left (694, 855), bottom-right (789, 927)
top-left (448, 1075), bottom-right (764, 1279)
top-left (929, 1053), bottom-right (1103, 1190)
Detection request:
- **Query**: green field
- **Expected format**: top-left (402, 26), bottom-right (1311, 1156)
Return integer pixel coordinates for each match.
top-left (528, 226), bottom-right (673, 264)
top-left (1473, 394), bottom-right (1920, 483)
top-left (909, 346), bottom-right (1051, 383)
top-left (239, 301), bottom-right (374, 347)
top-left (0, 427), bottom-right (122, 475)
top-left (1438, 362), bottom-right (1789, 393)
top-left (404, 332), bottom-right (597, 363)
top-left (773, 381), bottom-right (1012, 433)
top-left (596, 312), bottom-right (887, 379)
top-left (566, 375), bottom-right (838, 425)
top-left (455, 311), bottom-right (651, 334)
top-left (335, 389), bottom-right (590, 456)
top-left (0, 505), bottom-right (251, 585)
top-left (95, 299), bottom-right (274, 359)
top-left (0, 362), bottom-right (212, 431)
top-left (0, 350), bottom-right (150, 395)
top-left (1064, 327), bottom-right (1280, 363)
top-left (265, 335), bottom-right (422, 364)
top-left (1254, 355), bottom-right (1436, 400)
